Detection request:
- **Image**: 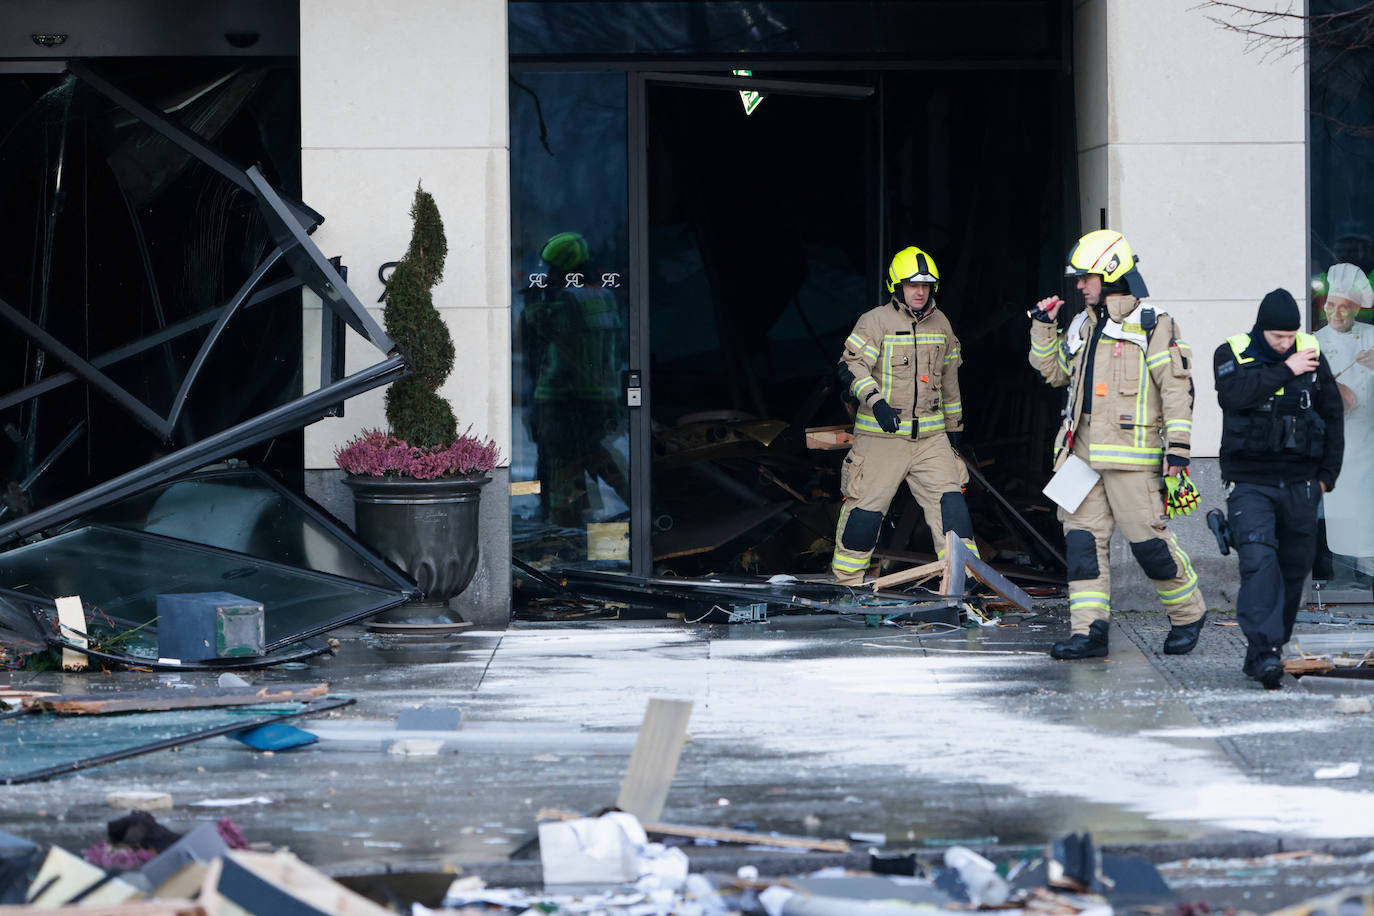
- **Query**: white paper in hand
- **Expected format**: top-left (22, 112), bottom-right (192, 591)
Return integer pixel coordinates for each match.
top-left (1043, 453), bottom-right (1101, 513)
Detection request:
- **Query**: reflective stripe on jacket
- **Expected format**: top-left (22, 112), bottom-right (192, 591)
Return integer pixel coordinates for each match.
top-left (842, 299), bottom-right (963, 440)
top-left (1028, 294), bottom-right (1195, 471)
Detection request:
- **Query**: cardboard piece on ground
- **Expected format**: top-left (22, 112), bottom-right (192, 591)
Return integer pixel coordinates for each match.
top-left (538, 812), bottom-right (646, 885)
top-left (203, 850), bottom-right (394, 916)
top-left (615, 698), bottom-right (693, 822)
top-left (28, 683), bottom-right (329, 715)
top-left (27, 846), bottom-right (145, 906)
top-left (804, 424), bottom-right (854, 450)
top-left (141, 824), bottom-right (228, 893)
top-left (53, 596), bottom-right (87, 671)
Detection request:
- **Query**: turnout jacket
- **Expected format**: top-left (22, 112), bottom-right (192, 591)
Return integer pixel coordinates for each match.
top-left (1029, 294), bottom-right (1194, 472)
top-left (1213, 331), bottom-right (1344, 490)
top-left (840, 298), bottom-right (963, 440)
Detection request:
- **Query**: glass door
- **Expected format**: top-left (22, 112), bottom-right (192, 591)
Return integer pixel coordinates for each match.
top-left (510, 72), bottom-right (633, 571)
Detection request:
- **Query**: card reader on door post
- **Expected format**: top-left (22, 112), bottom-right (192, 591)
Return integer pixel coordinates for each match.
top-left (624, 369), bottom-right (642, 407)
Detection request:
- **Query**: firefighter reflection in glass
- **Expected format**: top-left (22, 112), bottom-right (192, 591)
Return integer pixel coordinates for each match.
top-left (1316, 263), bottom-right (1374, 583)
top-left (524, 233), bottom-right (629, 528)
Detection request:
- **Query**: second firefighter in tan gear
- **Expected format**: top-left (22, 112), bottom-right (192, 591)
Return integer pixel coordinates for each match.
top-left (1029, 230), bottom-right (1207, 658)
top-left (831, 246), bottom-right (977, 584)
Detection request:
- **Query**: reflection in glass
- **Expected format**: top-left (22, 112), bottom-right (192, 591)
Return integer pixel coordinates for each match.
top-left (510, 73), bottom-right (630, 569)
top-left (1310, 2), bottom-right (1374, 594)
top-left (74, 465), bottom-right (411, 590)
top-left (1316, 263), bottom-right (1374, 583)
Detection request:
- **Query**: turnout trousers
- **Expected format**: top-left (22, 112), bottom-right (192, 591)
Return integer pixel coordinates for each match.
top-left (830, 433), bottom-right (974, 585)
top-left (1227, 480), bottom-right (1320, 667)
top-left (1061, 425), bottom-right (1206, 632)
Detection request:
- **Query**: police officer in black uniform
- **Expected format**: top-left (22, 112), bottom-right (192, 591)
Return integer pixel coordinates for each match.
top-left (1214, 289), bottom-right (1344, 689)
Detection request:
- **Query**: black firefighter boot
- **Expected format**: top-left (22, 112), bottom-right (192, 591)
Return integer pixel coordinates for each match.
top-left (1163, 611), bottom-right (1208, 655)
top-left (1050, 620), bottom-right (1110, 660)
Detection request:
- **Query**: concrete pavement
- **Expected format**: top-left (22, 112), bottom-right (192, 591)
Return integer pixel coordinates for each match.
top-left (2, 601), bottom-right (1372, 888)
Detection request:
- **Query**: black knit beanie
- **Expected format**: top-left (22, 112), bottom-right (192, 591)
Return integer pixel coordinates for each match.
top-left (1257, 288), bottom-right (1301, 331)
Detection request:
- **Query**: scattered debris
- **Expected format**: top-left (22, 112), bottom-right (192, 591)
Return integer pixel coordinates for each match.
top-left (1313, 761), bottom-right (1361, 780)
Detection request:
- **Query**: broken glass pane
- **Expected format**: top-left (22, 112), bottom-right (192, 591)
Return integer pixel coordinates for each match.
top-left (0, 695), bottom-right (352, 785)
top-left (0, 527), bottom-right (408, 656)
top-left (73, 465), bottom-right (413, 591)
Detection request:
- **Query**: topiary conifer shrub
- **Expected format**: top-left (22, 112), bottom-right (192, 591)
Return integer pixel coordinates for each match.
top-left (336, 183), bottom-right (498, 478)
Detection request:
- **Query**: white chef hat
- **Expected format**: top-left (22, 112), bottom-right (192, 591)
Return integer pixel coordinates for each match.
top-left (1327, 262), bottom-right (1374, 310)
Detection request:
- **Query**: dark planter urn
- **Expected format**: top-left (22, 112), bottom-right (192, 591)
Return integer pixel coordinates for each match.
top-left (344, 474), bottom-right (491, 615)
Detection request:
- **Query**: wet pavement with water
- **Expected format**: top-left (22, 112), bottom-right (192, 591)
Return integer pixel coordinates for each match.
top-left (2, 603), bottom-right (1372, 905)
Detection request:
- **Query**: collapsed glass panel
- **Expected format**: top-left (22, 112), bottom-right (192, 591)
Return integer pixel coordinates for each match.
top-left (73, 465), bottom-right (413, 591)
top-left (0, 696), bottom-right (352, 785)
top-left (0, 61), bottom-right (402, 547)
top-left (0, 526), bottom-right (408, 655)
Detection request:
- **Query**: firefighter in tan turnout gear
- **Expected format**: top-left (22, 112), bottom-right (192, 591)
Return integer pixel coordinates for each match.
top-left (1029, 230), bottom-right (1208, 659)
top-left (830, 246), bottom-right (977, 584)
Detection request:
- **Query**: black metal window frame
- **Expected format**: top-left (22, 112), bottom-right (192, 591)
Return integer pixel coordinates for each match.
top-left (0, 62), bottom-right (407, 547)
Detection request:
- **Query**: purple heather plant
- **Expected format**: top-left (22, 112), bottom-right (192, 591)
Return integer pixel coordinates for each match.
top-left (336, 428), bottom-right (499, 481)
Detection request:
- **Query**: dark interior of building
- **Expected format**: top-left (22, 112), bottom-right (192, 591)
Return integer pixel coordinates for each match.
top-left (644, 69), bottom-right (1075, 578)
top-left (0, 60), bottom-right (305, 519)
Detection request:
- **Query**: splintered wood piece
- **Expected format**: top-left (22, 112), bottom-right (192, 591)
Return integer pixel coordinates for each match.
top-left (615, 698), bottom-right (693, 822)
top-left (26, 683), bottom-right (329, 715)
top-left (536, 808), bottom-right (850, 852)
top-left (1284, 657), bottom-right (1333, 675)
top-left (939, 531), bottom-right (966, 597)
top-left (55, 595), bottom-right (88, 671)
top-left (804, 425), bottom-right (854, 450)
top-left (871, 558), bottom-right (945, 592)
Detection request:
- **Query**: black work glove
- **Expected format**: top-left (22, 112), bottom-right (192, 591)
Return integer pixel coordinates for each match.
top-left (871, 398), bottom-right (901, 433)
top-left (947, 430), bottom-right (963, 450)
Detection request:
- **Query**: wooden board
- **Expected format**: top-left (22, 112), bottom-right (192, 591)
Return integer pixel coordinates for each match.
top-left (615, 698), bottom-right (693, 822)
top-left (939, 532), bottom-right (966, 597)
top-left (27, 683), bottom-right (329, 715)
top-left (55, 595), bottom-right (87, 671)
top-left (804, 425), bottom-right (853, 450)
top-left (204, 850), bottom-right (393, 916)
top-left (537, 808), bottom-right (849, 852)
top-left (0, 906), bottom-right (207, 916)
top-left (871, 558), bottom-right (945, 592)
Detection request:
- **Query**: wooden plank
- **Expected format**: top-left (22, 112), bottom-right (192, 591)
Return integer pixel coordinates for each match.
top-left (871, 559), bottom-right (945, 592)
top-left (939, 531), bottom-right (966, 597)
top-left (804, 425), bottom-right (853, 450)
top-left (206, 851), bottom-right (393, 916)
top-left (1284, 657), bottom-right (1334, 675)
top-left (537, 808), bottom-right (849, 852)
top-left (956, 540), bottom-right (1034, 614)
top-left (615, 698), bottom-right (693, 822)
top-left (0, 905), bottom-right (207, 915)
top-left (55, 595), bottom-right (87, 671)
top-left (27, 683), bottom-right (329, 716)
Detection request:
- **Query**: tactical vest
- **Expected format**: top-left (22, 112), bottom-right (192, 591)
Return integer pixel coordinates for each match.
top-left (1220, 332), bottom-right (1327, 461)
